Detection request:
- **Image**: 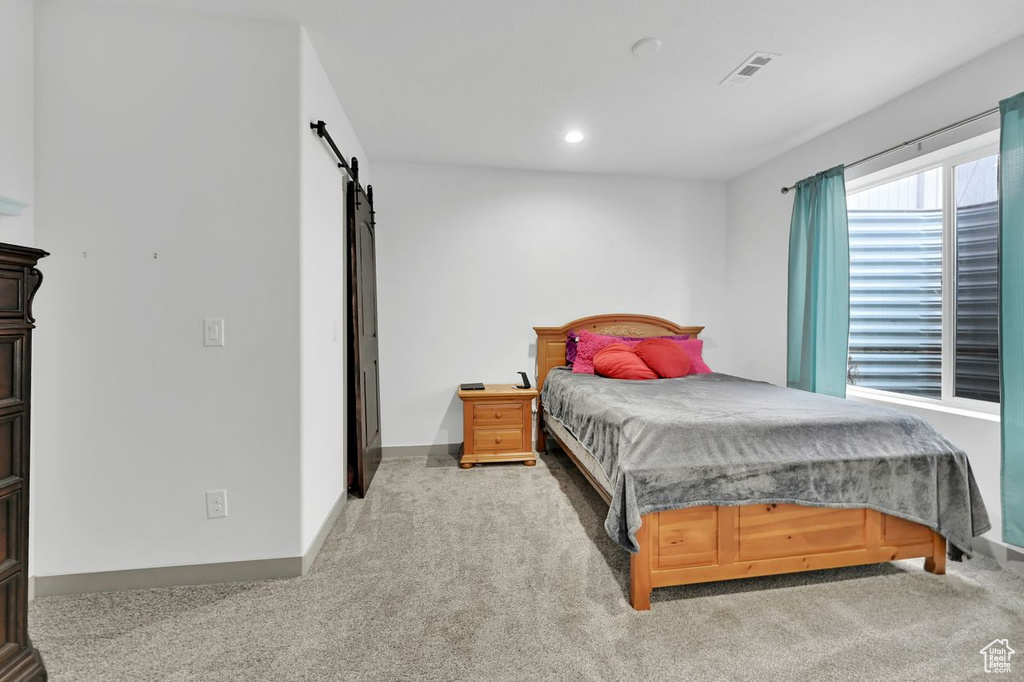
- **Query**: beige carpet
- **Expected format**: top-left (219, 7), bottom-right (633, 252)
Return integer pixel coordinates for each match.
top-left (30, 450), bottom-right (1024, 681)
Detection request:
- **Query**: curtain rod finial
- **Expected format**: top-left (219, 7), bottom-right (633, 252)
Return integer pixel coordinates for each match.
top-left (780, 186), bottom-right (791, 195)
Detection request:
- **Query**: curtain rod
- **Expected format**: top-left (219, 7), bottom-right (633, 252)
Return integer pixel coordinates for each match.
top-left (779, 106), bottom-right (1000, 195)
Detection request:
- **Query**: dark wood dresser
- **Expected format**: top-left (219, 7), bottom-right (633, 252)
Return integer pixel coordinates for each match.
top-left (0, 244), bottom-right (48, 681)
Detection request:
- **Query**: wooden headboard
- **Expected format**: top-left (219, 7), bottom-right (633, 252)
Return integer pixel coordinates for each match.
top-left (533, 314), bottom-right (704, 395)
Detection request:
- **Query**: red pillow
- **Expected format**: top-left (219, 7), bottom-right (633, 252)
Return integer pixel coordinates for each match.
top-left (635, 338), bottom-right (692, 378)
top-left (593, 343), bottom-right (658, 380)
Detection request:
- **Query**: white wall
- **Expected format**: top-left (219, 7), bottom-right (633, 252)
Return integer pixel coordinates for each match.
top-left (374, 163), bottom-right (728, 447)
top-left (725, 35), bottom-right (1024, 546)
top-left (298, 28), bottom-right (368, 552)
top-left (33, 1), bottom-right (304, 575)
top-left (0, 0), bottom-right (35, 248)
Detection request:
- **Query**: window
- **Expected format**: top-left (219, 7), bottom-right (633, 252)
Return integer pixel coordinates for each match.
top-left (846, 134), bottom-right (1000, 410)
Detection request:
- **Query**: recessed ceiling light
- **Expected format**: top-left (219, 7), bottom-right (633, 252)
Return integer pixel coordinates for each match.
top-left (631, 37), bottom-right (662, 58)
top-left (565, 130), bottom-right (584, 143)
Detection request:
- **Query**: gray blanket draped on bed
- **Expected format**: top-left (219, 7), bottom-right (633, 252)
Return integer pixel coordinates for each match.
top-left (541, 369), bottom-right (990, 556)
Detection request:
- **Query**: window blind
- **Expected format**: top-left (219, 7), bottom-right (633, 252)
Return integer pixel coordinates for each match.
top-left (848, 209), bottom-right (943, 398)
top-left (955, 201), bottom-right (1000, 402)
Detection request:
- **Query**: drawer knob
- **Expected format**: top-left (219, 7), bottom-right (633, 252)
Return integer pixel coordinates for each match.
top-left (495, 436), bottom-right (502, 444)
top-left (494, 412), bottom-right (502, 418)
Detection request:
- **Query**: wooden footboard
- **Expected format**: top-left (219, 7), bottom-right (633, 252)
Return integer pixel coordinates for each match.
top-left (629, 504), bottom-right (946, 610)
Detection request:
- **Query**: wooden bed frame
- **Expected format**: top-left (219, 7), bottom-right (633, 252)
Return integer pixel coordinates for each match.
top-left (534, 314), bottom-right (946, 610)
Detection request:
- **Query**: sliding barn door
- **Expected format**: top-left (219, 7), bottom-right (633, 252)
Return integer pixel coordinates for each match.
top-left (347, 180), bottom-right (382, 498)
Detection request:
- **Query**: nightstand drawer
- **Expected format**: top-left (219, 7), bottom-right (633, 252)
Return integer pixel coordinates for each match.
top-left (473, 428), bottom-right (524, 453)
top-left (473, 402), bottom-right (523, 426)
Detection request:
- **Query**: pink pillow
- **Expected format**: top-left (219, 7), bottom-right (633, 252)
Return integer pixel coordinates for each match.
top-left (573, 329), bottom-right (641, 374)
top-left (677, 338), bottom-right (712, 374)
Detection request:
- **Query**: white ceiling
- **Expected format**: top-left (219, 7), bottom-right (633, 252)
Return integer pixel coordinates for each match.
top-left (79, 0), bottom-right (1024, 179)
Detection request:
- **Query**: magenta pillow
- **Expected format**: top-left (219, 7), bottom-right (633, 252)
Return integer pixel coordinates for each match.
top-left (573, 329), bottom-right (636, 374)
top-left (677, 338), bottom-right (712, 374)
top-left (566, 329), bottom-right (580, 364)
top-left (567, 329), bottom-right (690, 366)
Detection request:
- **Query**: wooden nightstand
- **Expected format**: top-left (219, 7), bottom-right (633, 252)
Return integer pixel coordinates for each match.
top-left (457, 384), bottom-right (539, 468)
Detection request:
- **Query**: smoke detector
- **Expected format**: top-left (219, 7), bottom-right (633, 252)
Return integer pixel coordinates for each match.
top-left (720, 52), bottom-right (779, 85)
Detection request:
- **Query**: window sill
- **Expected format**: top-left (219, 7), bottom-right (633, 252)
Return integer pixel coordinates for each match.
top-left (846, 385), bottom-right (1000, 423)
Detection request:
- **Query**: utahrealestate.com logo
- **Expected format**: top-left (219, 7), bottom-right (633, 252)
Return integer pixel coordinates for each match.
top-left (980, 639), bottom-right (1015, 673)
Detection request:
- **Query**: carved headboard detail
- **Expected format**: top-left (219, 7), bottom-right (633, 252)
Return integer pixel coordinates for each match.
top-left (532, 314), bottom-right (704, 450)
top-left (592, 324), bottom-right (648, 336)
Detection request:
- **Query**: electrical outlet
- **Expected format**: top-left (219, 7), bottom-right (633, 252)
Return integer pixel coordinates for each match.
top-left (206, 489), bottom-right (228, 518)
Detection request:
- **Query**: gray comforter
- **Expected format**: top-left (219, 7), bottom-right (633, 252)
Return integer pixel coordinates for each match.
top-left (541, 368), bottom-right (990, 556)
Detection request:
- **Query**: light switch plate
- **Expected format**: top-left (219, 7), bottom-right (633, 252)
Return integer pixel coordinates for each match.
top-left (206, 489), bottom-right (228, 518)
top-left (204, 318), bottom-right (225, 347)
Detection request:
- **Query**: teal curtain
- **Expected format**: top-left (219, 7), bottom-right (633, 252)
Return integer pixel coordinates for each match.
top-left (1001, 92), bottom-right (1024, 547)
top-left (787, 165), bottom-right (850, 398)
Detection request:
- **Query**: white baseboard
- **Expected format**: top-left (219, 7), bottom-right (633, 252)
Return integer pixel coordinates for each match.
top-left (32, 556), bottom-right (302, 598)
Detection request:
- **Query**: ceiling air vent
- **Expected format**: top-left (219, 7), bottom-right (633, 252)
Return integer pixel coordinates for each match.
top-left (721, 52), bottom-right (779, 85)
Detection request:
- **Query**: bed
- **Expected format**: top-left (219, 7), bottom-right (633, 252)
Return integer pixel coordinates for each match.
top-left (534, 314), bottom-right (990, 610)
